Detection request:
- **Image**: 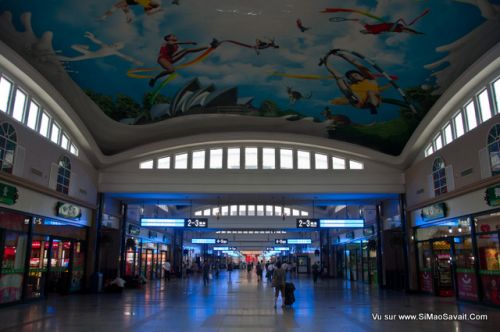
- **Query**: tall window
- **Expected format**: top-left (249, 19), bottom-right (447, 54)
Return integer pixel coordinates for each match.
top-left (57, 156), bottom-right (71, 194)
top-left (192, 150), bottom-right (205, 169)
top-left (297, 150), bottom-right (311, 169)
top-left (280, 149), bottom-right (293, 169)
top-left (209, 148), bottom-right (223, 169)
top-left (0, 123), bottom-right (16, 174)
top-left (262, 148), bottom-right (275, 169)
top-left (432, 157), bottom-right (447, 196)
top-left (487, 124), bottom-right (500, 175)
top-left (0, 76), bottom-right (12, 113)
top-left (245, 147), bottom-right (258, 169)
top-left (227, 148), bottom-right (240, 169)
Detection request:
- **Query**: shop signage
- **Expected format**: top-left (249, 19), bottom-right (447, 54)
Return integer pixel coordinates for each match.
top-left (0, 182), bottom-right (18, 205)
top-left (419, 271), bottom-right (433, 293)
top-left (363, 226), bottom-right (374, 236)
top-left (56, 202), bottom-right (81, 220)
top-left (485, 185), bottom-right (500, 206)
top-left (128, 224), bottom-right (141, 236)
top-left (296, 218), bottom-right (319, 228)
top-left (345, 232), bottom-right (355, 239)
top-left (456, 270), bottom-right (478, 301)
top-left (420, 203), bottom-right (447, 221)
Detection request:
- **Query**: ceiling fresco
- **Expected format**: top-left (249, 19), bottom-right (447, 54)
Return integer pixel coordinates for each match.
top-left (0, 0), bottom-right (499, 155)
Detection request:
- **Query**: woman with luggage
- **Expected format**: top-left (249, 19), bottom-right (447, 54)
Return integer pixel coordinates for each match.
top-left (272, 262), bottom-right (286, 308)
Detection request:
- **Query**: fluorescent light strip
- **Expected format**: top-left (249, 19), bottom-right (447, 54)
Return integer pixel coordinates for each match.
top-left (320, 219), bottom-right (364, 228)
top-left (287, 239), bottom-right (312, 244)
top-left (274, 247), bottom-right (290, 251)
top-left (141, 218), bottom-right (184, 227)
top-left (213, 247), bottom-right (229, 251)
top-left (192, 238), bottom-right (216, 244)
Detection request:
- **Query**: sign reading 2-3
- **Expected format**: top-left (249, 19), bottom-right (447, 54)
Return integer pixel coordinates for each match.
top-left (185, 218), bottom-right (208, 228)
top-left (296, 218), bottom-right (319, 228)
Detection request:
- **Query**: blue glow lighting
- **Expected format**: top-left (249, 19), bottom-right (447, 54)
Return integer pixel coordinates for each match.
top-left (274, 247), bottom-right (290, 251)
top-left (287, 239), bottom-right (312, 244)
top-left (192, 238), bottom-right (216, 244)
top-left (140, 218), bottom-right (184, 227)
top-left (320, 219), bottom-right (364, 228)
top-left (213, 247), bottom-right (229, 251)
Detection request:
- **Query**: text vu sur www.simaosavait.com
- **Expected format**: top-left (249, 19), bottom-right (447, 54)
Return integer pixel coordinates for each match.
top-left (371, 313), bottom-right (488, 321)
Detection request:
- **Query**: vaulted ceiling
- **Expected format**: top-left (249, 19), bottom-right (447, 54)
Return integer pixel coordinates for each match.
top-left (1, 0), bottom-right (499, 156)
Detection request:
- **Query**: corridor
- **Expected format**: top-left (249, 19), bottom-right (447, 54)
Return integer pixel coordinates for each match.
top-left (0, 271), bottom-right (497, 332)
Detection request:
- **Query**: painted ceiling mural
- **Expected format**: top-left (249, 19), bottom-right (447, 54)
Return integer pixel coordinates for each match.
top-left (0, 1), bottom-right (499, 155)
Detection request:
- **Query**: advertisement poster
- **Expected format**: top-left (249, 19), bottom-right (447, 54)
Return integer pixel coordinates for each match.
top-left (419, 271), bottom-right (433, 293)
top-left (456, 271), bottom-right (478, 301)
top-left (480, 273), bottom-right (500, 305)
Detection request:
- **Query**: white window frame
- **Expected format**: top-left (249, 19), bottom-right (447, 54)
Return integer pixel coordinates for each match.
top-left (11, 88), bottom-right (27, 122)
top-left (139, 160), bottom-right (154, 169)
top-left (174, 153), bottom-right (188, 169)
top-left (192, 150), bottom-right (206, 169)
top-left (443, 123), bottom-right (453, 146)
top-left (209, 148), bottom-right (223, 169)
top-left (245, 147), bottom-right (258, 169)
top-left (227, 147), bottom-right (240, 169)
top-left (0, 76), bottom-right (13, 114)
top-left (315, 153), bottom-right (328, 169)
top-left (262, 147), bottom-right (276, 170)
top-left (26, 100), bottom-right (40, 131)
top-left (477, 88), bottom-right (492, 123)
top-left (297, 150), bottom-right (311, 169)
top-left (465, 101), bottom-right (478, 131)
top-left (349, 160), bottom-right (364, 170)
top-left (157, 156), bottom-right (171, 169)
top-left (50, 122), bottom-right (61, 144)
top-left (280, 149), bottom-right (294, 169)
top-left (453, 111), bottom-right (465, 139)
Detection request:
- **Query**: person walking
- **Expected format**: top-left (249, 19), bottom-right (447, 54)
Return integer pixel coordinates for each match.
top-left (163, 260), bottom-right (171, 281)
top-left (256, 262), bottom-right (263, 282)
top-left (312, 261), bottom-right (320, 284)
top-left (272, 262), bottom-right (286, 308)
top-left (202, 261), bottom-right (210, 286)
top-left (266, 261), bottom-right (274, 283)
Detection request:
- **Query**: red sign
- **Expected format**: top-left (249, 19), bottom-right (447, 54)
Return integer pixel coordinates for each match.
top-left (419, 271), bottom-right (433, 293)
top-left (456, 271), bottom-right (478, 301)
top-left (481, 274), bottom-right (500, 305)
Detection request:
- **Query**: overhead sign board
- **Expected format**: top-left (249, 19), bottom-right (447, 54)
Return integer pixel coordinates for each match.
top-left (56, 202), bottom-right (81, 220)
top-left (420, 203), bottom-right (447, 221)
top-left (192, 238), bottom-right (216, 244)
top-left (0, 182), bottom-right (18, 205)
top-left (215, 238), bottom-right (228, 244)
top-left (287, 239), bottom-right (312, 244)
top-left (141, 218), bottom-right (184, 227)
top-left (296, 218), bottom-right (319, 228)
top-left (319, 219), bottom-right (364, 228)
top-left (185, 218), bottom-right (208, 228)
top-left (274, 247), bottom-right (290, 251)
top-left (485, 185), bottom-right (500, 206)
top-left (214, 246), bottom-right (237, 251)
top-left (275, 239), bottom-right (287, 245)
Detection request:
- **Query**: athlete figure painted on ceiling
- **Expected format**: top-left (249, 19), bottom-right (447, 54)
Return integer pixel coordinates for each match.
top-left (320, 50), bottom-right (381, 115)
top-left (254, 38), bottom-right (279, 55)
top-left (149, 34), bottom-right (218, 88)
top-left (100, 0), bottom-right (163, 24)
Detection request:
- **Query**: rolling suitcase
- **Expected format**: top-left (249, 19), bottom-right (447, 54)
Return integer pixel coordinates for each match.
top-left (284, 282), bottom-right (296, 306)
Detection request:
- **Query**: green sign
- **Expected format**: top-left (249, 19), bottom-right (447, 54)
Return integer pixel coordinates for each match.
top-left (421, 203), bottom-right (447, 221)
top-left (128, 224), bottom-right (141, 236)
top-left (485, 185), bottom-right (500, 206)
top-left (0, 182), bottom-right (18, 205)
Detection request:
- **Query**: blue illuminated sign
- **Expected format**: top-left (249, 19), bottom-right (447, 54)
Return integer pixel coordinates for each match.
top-left (192, 239), bottom-right (216, 244)
top-left (274, 247), bottom-right (290, 251)
top-left (287, 239), bottom-right (312, 244)
top-left (141, 218), bottom-right (184, 227)
top-left (319, 219), bottom-right (364, 228)
top-left (213, 247), bottom-right (229, 251)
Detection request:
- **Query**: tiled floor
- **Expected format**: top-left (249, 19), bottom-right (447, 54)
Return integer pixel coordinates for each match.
top-left (0, 271), bottom-right (498, 331)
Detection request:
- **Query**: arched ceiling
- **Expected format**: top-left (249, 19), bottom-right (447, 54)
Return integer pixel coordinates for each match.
top-left (0, 0), bottom-right (499, 157)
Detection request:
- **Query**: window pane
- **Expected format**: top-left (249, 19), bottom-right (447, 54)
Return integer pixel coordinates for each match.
top-left (221, 206), bottom-right (229, 216)
top-left (266, 205), bottom-right (273, 216)
top-left (50, 122), bottom-right (60, 144)
top-left (210, 148), bottom-right (223, 169)
top-left (175, 153), bottom-right (188, 169)
top-left (434, 134), bottom-right (443, 151)
top-left (443, 123), bottom-right (453, 145)
top-left (292, 209), bottom-right (300, 216)
top-left (230, 205), bottom-right (238, 216)
top-left (453, 112), bottom-right (465, 138)
top-left (332, 157), bottom-right (346, 169)
top-left (247, 205), bottom-right (255, 216)
top-left (27, 101), bottom-right (39, 130)
top-left (212, 207), bottom-right (220, 216)
top-left (494, 78), bottom-right (500, 114)
top-left (245, 147), bottom-right (258, 169)
top-left (256, 205), bottom-right (264, 216)
top-left (239, 205), bottom-right (246, 216)
top-left (12, 89), bottom-right (26, 122)
top-left (0, 77), bottom-right (12, 113)
top-left (301, 211), bottom-right (309, 216)
top-left (280, 149), bottom-right (293, 169)
top-left (60, 134), bottom-right (69, 150)
top-left (262, 148), bottom-right (275, 169)
top-left (274, 206), bottom-right (282, 216)
top-left (478, 89), bottom-right (492, 122)
top-left (349, 160), bottom-right (364, 170)
top-left (139, 160), bottom-right (153, 169)
top-left (203, 209), bottom-right (211, 216)
top-left (69, 144), bottom-right (78, 156)
top-left (158, 156), bottom-right (171, 169)
top-left (192, 150), bottom-right (205, 169)
top-left (283, 207), bottom-right (291, 216)
top-left (315, 153), bottom-right (328, 169)
top-left (465, 101), bottom-right (477, 130)
top-left (425, 145), bottom-right (434, 157)
top-left (194, 211), bottom-right (202, 216)
top-left (227, 148), bottom-right (240, 169)
top-left (297, 150), bottom-right (310, 169)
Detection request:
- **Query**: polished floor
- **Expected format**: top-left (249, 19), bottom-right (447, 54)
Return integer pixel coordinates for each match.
top-left (0, 270), bottom-right (498, 332)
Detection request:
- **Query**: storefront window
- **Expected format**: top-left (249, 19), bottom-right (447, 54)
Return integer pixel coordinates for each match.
top-left (417, 241), bottom-right (433, 293)
top-left (476, 231), bottom-right (500, 305)
top-left (432, 157), bottom-right (447, 196)
top-left (0, 231), bottom-right (27, 304)
top-left (416, 219), bottom-right (471, 241)
top-left (455, 236), bottom-right (479, 301)
top-left (27, 236), bottom-right (50, 299)
top-left (487, 124), bottom-right (500, 175)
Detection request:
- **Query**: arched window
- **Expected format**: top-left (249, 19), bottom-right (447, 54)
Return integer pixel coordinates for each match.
top-left (432, 157), bottom-right (447, 196)
top-left (487, 124), bottom-right (500, 175)
top-left (56, 156), bottom-right (71, 194)
top-left (0, 122), bottom-right (17, 174)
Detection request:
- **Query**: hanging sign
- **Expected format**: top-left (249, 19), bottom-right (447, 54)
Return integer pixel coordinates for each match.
top-left (56, 202), bottom-right (81, 220)
top-left (185, 218), bottom-right (208, 228)
top-left (0, 182), bottom-right (18, 205)
top-left (296, 218), bottom-right (319, 228)
top-left (485, 185), bottom-right (500, 206)
top-left (420, 203), bottom-right (446, 221)
top-left (128, 224), bottom-right (141, 236)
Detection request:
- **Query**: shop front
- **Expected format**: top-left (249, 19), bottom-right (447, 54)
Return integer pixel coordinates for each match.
top-left (414, 211), bottom-right (500, 305)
